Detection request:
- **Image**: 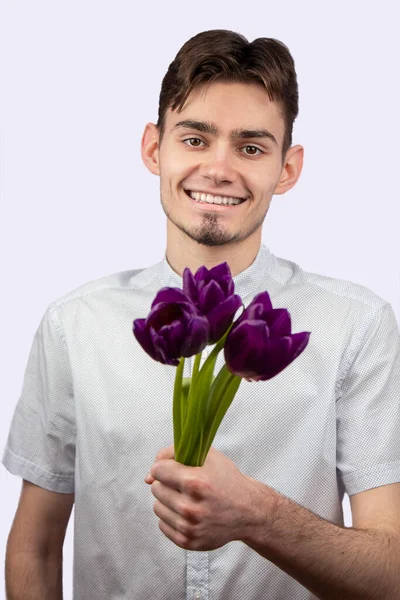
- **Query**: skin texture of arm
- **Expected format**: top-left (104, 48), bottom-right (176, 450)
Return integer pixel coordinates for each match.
top-left (5, 480), bottom-right (74, 600)
top-left (5, 552), bottom-right (63, 600)
top-left (146, 446), bottom-right (400, 600)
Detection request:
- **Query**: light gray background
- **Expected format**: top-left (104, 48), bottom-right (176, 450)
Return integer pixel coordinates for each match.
top-left (1, 1), bottom-right (399, 598)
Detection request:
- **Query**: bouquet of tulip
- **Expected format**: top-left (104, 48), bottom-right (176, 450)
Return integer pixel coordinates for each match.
top-left (133, 262), bottom-right (310, 466)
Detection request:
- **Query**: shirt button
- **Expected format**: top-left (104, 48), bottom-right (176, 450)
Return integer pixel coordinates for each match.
top-left (193, 592), bottom-right (202, 600)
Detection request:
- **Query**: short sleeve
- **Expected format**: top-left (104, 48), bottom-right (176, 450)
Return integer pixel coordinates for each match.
top-left (1, 306), bottom-right (75, 493)
top-left (336, 302), bottom-right (400, 496)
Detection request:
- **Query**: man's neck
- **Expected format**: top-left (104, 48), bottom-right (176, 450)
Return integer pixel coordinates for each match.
top-left (165, 230), bottom-right (262, 278)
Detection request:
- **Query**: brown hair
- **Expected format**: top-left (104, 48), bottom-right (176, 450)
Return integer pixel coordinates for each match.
top-left (156, 29), bottom-right (299, 158)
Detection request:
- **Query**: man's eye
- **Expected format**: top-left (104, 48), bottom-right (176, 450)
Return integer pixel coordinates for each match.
top-left (242, 145), bottom-right (262, 156)
top-left (183, 138), bottom-right (205, 148)
top-left (182, 139), bottom-right (262, 155)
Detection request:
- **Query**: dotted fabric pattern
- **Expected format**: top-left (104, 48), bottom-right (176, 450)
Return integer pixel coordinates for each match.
top-left (2, 244), bottom-right (400, 600)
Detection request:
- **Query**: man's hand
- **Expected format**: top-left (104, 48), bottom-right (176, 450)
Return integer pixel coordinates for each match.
top-left (144, 445), bottom-right (275, 551)
top-left (145, 449), bottom-right (400, 600)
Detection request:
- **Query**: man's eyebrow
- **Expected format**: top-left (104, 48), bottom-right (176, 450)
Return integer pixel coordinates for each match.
top-left (172, 120), bottom-right (277, 145)
top-left (172, 120), bottom-right (218, 135)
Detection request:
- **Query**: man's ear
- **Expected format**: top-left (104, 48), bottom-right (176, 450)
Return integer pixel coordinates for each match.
top-left (141, 123), bottom-right (160, 176)
top-left (273, 144), bottom-right (304, 195)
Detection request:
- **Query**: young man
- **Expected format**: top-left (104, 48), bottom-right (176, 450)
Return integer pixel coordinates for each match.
top-left (3, 30), bottom-right (400, 600)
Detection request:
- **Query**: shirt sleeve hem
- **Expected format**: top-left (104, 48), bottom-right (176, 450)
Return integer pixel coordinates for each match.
top-left (1, 446), bottom-right (75, 494)
top-left (342, 460), bottom-right (400, 496)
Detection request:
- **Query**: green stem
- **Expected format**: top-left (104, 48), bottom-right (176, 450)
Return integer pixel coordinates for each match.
top-left (175, 351), bottom-right (203, 464)
top-left (172, 357), bottom-right (185, 450)
top-left (199, 365), bottom-right (242, 465)
top-left (176, 323), bottom-right (237, 465)
top-left (191, 351), bottom-right (202, 383)
top-left (181, 377), bottom-right (191, 429)
top-left (204, 362), bottom-right (233, 420)
top-left (200, 323), bottom-right (234, 375)
top-left (192, 427), bottom-right (204, 467)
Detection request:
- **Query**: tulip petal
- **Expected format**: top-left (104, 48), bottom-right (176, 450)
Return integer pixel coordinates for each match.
top-left (244, 302), bottom-right (266, 321)
top-left (207, 294), bottom-right (243, 343)
top-left (206, 262), bottom-right (231, 286)
top-left (151, 287), bottom-right (190, 308)
top-left (256, 335), bottom-right (294, 379)
top-left (180, 315), bottom-right (210, 357)
top-left (222, 275), bottom-right (234, 297)
top-left (241, 294), bottom-right (272, 322)
top-left (133, 319), bottom-right (157, 360)
top-left (208, 263), bottom-right (234, 296)
top-left (159, 320), bottom-right (185, 358)
top-left (182, 268), bottom-right (199, 304)
top-left (149, 326), bottom-right (172, 364)
top-left (224, 320), bottom-right (268, 374)
top-left (194, 265), bottom-right (209, 285)
top-left (265, 309), bottom-right (292, 336)
top-left (148, 302), bottom-right (183, 330)
top-left (200, 279), bottom-right (225, 314)
top-left (249, 291), bottom-right (273, 312)
top-left (289, 331), bottom-right (311, 360)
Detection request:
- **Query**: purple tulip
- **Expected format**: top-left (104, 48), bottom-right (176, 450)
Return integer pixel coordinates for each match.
top-left (133, 287), bottom-right (210, 366)
top-left (224, 291), bottom-right (310, 381)
top-left (183, 262), bottom-right (243, 344)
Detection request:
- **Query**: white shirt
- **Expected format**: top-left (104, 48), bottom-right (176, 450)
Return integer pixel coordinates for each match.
top-left (3, 243), bottom-right (400, 600)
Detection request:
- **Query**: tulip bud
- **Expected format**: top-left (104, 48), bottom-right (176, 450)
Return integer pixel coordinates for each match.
top-left (133, 287), bottom-right (210, 365)
top-left (224, 292), bottom-right (310, 380)
top-left (183, 262), bottom-right (243, 344)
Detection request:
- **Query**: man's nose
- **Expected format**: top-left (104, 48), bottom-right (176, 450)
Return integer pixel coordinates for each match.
top-left (198, 146), bottom-right (237, 184)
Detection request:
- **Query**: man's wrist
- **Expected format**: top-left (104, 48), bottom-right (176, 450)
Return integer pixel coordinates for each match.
top-left (239, 476), bottom-right (280, 551)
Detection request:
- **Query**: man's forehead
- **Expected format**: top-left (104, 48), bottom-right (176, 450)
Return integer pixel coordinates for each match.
top-left (164, 81), bottom-right (284, 139)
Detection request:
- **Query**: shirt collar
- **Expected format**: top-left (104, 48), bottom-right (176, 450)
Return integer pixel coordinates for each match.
top-left (158, 243), bottom-right (274, 301)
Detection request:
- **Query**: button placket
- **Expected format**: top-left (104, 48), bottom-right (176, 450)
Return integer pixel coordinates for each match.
top-left (186, 550), bottom-right (209, 600)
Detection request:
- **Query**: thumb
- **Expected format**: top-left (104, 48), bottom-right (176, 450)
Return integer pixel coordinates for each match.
top-left (144, 444), bottom-right (175, 484)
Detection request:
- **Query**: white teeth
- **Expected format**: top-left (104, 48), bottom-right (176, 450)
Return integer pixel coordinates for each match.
top-left (188, 191), bottom-right (243, 206)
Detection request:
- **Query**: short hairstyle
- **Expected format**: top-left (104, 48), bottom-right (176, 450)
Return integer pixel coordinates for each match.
top-left (157, 29), bottom-right (299, 157)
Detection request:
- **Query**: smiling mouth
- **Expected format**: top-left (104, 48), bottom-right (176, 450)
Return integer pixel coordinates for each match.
top-left (185, 190), bottom-right (247, 206)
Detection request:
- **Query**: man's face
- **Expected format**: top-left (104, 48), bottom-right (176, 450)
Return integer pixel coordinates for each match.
top-left (145, 81), bottom-right (295, 247)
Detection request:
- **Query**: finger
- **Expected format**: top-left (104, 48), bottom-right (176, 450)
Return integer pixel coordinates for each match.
top-left (155, 444), bottom-right (175, 461)
top-left (158, 516), bottom-right (190, 550)
top-left (151, 458), bottom-right (189, 492)
top-left (153, 495), bottom-right (183, 530)
top-left (151, 480), bottom-right (184, 515)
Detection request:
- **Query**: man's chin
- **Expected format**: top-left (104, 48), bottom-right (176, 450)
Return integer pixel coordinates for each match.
top-left (184, 227), bottom-right (239, 248)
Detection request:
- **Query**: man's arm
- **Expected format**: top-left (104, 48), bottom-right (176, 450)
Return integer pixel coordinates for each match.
top-left (147, 446), bottom-right (400, 600)
top-left (5, 479), bottom-right (74, 600)
top-left (5, 552), bottom-right (63, 600)
top-left (242, 479), bottom-right (400, 600)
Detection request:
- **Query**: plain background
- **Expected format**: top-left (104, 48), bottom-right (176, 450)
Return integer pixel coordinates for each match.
top-left (1, 1), bottom-right (399, 598)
